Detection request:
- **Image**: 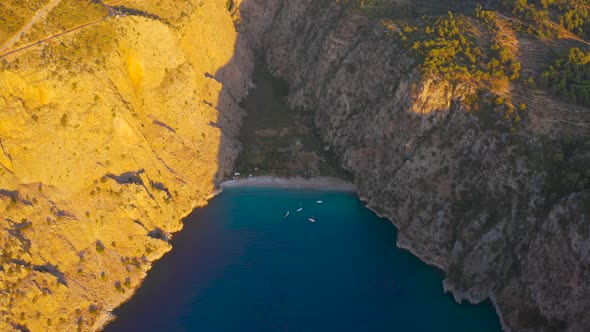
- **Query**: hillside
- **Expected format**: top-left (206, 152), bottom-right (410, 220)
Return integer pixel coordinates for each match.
top-left (237, 0), bottom-right (590, 330)
top-left (0, 0), bottom-right (251, 330)
top-left (0, 0), bottom-right (589, 331)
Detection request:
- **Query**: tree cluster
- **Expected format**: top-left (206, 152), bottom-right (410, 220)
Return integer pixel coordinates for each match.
top-left (542, 135), bottom-right (590, 204)
top-left (540, 47), bottom-right (590, 106)
top-left (397, 11), bottom-right (520, 87)
top-left (500, 0), bottom-right (590, 38)
top-left (500, 0), bottom-right (557, 38)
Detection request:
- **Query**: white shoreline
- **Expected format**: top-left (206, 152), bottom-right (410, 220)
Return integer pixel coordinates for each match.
top-left (220, 176), bottom-right (357, 191)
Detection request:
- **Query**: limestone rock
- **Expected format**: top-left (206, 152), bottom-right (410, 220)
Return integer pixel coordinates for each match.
top-left (0, 1), bottom-right (253, 330)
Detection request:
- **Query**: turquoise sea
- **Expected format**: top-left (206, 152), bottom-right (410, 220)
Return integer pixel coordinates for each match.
top-left (105, 187), bottom-right (501, 331)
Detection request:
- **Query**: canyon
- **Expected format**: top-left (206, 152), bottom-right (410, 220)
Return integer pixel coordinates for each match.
top-left (0, 0), bottom-right (588, 331)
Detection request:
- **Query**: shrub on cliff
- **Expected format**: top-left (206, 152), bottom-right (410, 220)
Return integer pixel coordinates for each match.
top-left (95, 240), bottom-right (105, 253)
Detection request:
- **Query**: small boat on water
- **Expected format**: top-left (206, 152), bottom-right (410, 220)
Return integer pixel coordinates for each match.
top-left (296, 203), bottom-right (303, 212)
top-left (284, 211), bottom-right (290, 218)
top-left (316, 200), bottom-right (323, 204)
top-left (307, 213), bottom-right (316, 223)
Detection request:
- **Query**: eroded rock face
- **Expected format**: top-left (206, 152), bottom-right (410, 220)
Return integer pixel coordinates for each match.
top-left (238, 1), bottom-right (590, 330)
top-left (0, 1), bottom-right (252, 330)
top-left (2, 0), bottom-right (588, 330)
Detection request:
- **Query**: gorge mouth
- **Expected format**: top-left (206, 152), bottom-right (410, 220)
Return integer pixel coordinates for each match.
top-left (0, 0), bottom-right (589, 331)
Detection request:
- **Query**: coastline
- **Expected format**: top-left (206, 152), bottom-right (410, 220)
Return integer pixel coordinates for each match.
top-left (96, 194), bottom-right (215, 331)
top-left (101, 176), bottom-right (354, 330)
top-left (361, 194), bottom-right (508, 332)
top-left (102, 178), bottom-right (504, 331)
top-left (220, 176), bottom-right (357, 191)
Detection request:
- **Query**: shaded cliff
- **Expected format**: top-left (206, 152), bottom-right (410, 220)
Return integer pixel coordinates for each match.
top-left (237, 0), bottom-right (590, 331)
top-left (0, 0), bottom-right (252, 330)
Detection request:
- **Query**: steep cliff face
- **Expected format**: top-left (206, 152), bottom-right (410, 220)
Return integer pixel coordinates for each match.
top-left (2, 0), bottom-right (589, 330)
top-left (238, 1), bottom-right (590, 330)
top-left (0, 1), bottom-right (252, 330)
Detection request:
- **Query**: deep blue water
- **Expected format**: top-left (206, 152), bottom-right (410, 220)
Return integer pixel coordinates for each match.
top-left (105, 187), bottom-right (501, 332)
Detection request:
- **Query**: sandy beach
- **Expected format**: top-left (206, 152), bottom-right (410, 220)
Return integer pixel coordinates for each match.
top-left (220, 176), bottom-right (357, 191)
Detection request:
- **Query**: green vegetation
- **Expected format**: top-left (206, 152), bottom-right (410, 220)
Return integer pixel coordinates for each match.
top-left (60, 113), bottom-right (68, 127)
top-left (464, 89), bottom-right (522, 133)
top-left (95, 240), bottom-right (105, 253)
top-left (500, 0), bottom-right (590, 38)
top-left (234, 68), bottom-right (352, 179)
top-left (225, 0), bottom-right (234, 11)
top-left (555, 0), bottom-right (590, 36)
top-left (394, 9), bottom-right (520, 89)
top-left (542, 135), bottom-right (590, 204)
top-left (349, 0), bottom-right (589, 81)
top-left (540, 47), bottom-right (590, 106)
top-left (500, 0), bottom-right (557, 38)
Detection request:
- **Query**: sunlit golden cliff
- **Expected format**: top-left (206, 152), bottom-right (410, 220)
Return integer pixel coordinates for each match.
top-left (0, 0), bottom-right (251, 330)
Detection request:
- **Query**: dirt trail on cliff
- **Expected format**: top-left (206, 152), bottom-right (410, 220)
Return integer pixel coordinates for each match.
top-left (0, 0), bottom-right (62, 54)
top-left (0, 17), bottom-right (108, 60)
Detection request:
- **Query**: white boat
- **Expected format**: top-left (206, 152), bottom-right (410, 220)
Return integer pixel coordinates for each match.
top-left (284, 211), bottom-right (290, 218)
top-left (307, 214), bottom-right (316, 223)
top-left (316, 200), bottom-right (323, 204)
top-left (296, 203), bottom-right (303, 212)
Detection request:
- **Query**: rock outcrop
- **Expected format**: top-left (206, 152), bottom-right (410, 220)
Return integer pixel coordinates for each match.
top-left (238, 1), bottom-right (590, 330)
top-left (0, 0), bottom-right (252, 330)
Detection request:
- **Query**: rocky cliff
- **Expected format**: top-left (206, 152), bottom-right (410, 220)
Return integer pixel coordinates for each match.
top-left (238, 0), bottom-right (590, 330)
top-left (2, 0), bottom-right (589, 331)
top-left (0, 0), bottom-right (252, 330)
